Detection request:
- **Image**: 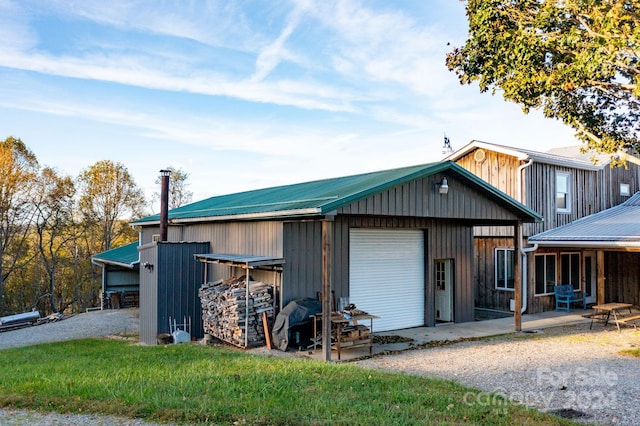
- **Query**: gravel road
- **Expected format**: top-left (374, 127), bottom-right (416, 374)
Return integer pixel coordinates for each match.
top-left (1, 310), bottom-right (639, 425)
top-left (0, 308), bottom-right (139, 350)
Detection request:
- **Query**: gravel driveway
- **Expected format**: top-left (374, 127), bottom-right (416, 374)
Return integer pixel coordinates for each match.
top-left (357, 323), bottom-right (640, 426)
top-left (1, 310), bottom-right (639, 425)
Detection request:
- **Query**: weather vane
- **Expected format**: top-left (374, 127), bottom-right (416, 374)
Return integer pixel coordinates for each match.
top-left (442, 134), bottom-right (453, 155)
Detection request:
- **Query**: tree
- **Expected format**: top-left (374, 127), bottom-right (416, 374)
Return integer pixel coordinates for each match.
top-left (77, 160), bottom-right (145, 252)
top-left (33, 168), bottom-right (77, 313)
top-left (446, 0), bottom-right (640, 158)
top-left (0, 137), bottom-right (40, 314)
top-left (151, 166), bottom-right (193, 211)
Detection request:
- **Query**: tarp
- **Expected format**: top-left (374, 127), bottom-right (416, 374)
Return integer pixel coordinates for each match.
top-left (272, 298), bottom-right (322, 351)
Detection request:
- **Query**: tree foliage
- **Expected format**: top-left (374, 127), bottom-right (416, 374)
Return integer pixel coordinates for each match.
top-left (34, 168), bottom-right (77, 313)
top-left (0, 139), bottom-right (147, 316)
top-left (77, 160), bottom-right (145, 252)
top-left (447, 0), bottom-right (640, 157)
top-left (0, 137), bottom-right (40, 310)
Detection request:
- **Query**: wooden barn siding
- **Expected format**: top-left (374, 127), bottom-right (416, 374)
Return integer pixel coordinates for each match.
top-left (474, 237), bottom-right (514, 311)
top-left (138, 243), bottom-right (158, 345)
top-left (604, 251), bottom-right (640, 306)
top-left (455, 150), bottom-right (520, 238)
top-left (337, 174), bottom-right (521, 222)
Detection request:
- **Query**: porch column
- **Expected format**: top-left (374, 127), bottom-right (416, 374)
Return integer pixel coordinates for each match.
top-left (321, 217), bottom-right (334, 361)
top-left (514, 223), bottom-right (522, 331)
top-left (597, 250), bottom-right (605, 304)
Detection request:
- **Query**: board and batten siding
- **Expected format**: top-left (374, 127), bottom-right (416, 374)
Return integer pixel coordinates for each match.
top-left (605, 251), bottom-right (640, 306)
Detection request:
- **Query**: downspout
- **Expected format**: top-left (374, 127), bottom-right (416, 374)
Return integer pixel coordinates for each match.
top-left (517, 159), bottom-right (535, 314)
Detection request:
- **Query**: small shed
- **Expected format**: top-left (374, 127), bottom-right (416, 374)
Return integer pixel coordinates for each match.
top-left (138, 241), bottom-right (210, 345)
top-left (91, 242), bottom-right (140, 309)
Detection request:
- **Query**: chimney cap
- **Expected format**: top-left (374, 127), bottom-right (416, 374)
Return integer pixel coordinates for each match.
top-left (159, 169), bottom-right (171, 177)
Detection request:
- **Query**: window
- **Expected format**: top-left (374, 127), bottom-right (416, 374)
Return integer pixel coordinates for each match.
top-left (620, 183), bottom-right (631, 197)
top-left (535, 253), bottom-right (556, 295)
top-left (495, 248), bottom-right (515, 290)
top-left (561, 252), bottom-right (580, 291)
top-left (556, 172), bottom-right (571, 213)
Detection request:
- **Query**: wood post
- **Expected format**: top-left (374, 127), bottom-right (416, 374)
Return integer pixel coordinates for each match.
top-left (597, 250), bottom-right (605, 304)
top-left (322, 218), bottom-right (334, 361)
top-left (514, 223), bottom-right (522, 332)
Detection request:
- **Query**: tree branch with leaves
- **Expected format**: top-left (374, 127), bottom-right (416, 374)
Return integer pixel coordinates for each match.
top-left (447, 0), bottom-right (640, 158)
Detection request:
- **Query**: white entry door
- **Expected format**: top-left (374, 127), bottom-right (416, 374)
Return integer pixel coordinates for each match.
top-left (583, 252), bottom-right (597, 304)
top-left (435, 259), bottom-right (453, 322)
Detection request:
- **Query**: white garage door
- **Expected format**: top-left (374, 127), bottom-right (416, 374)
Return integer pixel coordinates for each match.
top-left (349, 228), bottom-right (425, 332)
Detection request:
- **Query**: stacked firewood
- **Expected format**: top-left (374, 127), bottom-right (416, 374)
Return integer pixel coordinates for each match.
top-left (199, 276), bottom-right (274, 348)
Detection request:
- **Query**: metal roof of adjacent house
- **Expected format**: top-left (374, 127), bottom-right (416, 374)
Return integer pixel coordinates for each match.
top-left (444, 140), bottom-right (640, 169)
top-left (132, 161), bottom-right (542, 225)
top-left (529, 192), bottom-right (640, 248)
top-left (91, 242), bottom-right (139, 268)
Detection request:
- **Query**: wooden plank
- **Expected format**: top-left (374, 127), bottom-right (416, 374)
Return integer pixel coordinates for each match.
top-left (262, 311), bottom-right (272, 350)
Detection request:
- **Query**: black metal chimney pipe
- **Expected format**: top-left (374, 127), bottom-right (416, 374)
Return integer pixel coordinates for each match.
top-left (159, 169), bottom-right (170, 242)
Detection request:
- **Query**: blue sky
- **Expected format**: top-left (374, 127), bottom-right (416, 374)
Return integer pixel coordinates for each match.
top-left (0, 0), bottom-right (578, 206)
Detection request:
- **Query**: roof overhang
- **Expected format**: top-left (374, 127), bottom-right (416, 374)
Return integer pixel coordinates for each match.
top-left (136, 208), bottom-right (323, 226)
top-left (194, 253), bottom-right (285, 270)
top-left (444, 140), bottom-right (603, 171)
top-left (530, 240), bottom-right (640, 249)
top-left (91, 258), bottom-right (139, 269)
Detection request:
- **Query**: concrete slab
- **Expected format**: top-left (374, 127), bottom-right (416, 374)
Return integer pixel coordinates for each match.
top-left (292, 309), bottom-right (591, 362)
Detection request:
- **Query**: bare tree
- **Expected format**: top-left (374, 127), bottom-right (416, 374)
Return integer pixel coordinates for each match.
top-left (151, 166), bottom-right (193, 212)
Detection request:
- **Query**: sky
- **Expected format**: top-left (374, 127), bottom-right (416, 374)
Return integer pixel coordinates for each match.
top-left (0, 0), bottom-right (579, 209)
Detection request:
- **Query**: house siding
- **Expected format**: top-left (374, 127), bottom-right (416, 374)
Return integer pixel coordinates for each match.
top-left (604, 251), bottom-right (640, 306)
top-left (454, 146), bottom-right (640, 313)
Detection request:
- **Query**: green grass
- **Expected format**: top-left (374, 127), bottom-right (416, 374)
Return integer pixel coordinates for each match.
top-left (620, 348), bottom-right (640, 357)
top-left (0, 339), bottom-right (576, 425)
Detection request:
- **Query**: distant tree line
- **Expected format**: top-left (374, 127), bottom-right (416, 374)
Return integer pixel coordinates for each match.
top-left (0, 136), bottom-right (191, 317)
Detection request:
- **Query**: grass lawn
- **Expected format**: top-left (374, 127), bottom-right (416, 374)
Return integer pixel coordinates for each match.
top-left (0, 339), bottom-right (576, 425)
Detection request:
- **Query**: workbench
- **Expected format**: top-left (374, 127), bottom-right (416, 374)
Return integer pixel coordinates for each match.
top-left (313, 312), bottom-right (379, 360)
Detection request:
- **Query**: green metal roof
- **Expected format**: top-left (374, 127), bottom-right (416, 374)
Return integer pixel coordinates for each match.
top-left (132, 161), bottom-right (542, 225)
top-left (91, 242), bottom-right (139, 268)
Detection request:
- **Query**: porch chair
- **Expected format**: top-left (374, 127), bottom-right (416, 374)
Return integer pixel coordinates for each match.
top-left (554, 284), bottom-right (587, 312)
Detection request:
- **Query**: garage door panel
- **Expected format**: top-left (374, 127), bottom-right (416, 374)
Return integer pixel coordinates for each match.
top-left (349, 229), bottom-right (424, 332)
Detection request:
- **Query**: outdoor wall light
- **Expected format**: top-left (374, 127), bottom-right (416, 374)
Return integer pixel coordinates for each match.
top-left (143, 262), bottom-right (154, 271)
top-left (438, 177), bottom-right (449, 195)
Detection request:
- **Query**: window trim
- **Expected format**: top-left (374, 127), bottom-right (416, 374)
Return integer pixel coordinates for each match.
top-left (535, 253), bottom-right (557, 296)
top-left (560, 252), bottom-right (581, 291)
top-left (556, 171), bottom-right (571, 214)
top-left (495, 248), bottom-right (515, 291)
top-left (620, 182), bottom-right (631, 197)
